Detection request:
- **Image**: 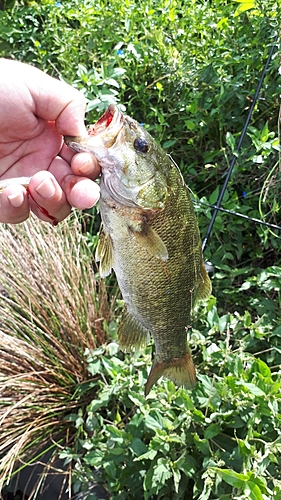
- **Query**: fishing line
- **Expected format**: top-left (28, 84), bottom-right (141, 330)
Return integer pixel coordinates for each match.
top-left (201, 34), bottom-right (278, 253)
top-left (194, 199), bottom-right (281, 232)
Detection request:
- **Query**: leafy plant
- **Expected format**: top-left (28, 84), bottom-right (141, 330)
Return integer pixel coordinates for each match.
top-left (59, 311), bottom-right (281, 499)
top-left (1, 0), bottom-right (278, 267)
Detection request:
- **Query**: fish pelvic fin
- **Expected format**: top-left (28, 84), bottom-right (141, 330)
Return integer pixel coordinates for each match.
top-left (95, 231), bottom-right (113, 278)
top-left (118, 310), bottom-right (150, 352)
top-left (145, 351), bottom-right (196, 396)
top-left (196, 261), bottom-right (212, 301)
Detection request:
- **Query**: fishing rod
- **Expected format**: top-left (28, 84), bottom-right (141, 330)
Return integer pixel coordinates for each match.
top-left (194, 199), bottom-right (281, 232)
top-left (201, 33), bottom-right (279, 253)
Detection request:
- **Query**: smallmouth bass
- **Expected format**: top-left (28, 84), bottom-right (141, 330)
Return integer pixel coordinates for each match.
top-left (65, 104), bottom-right (211, 395)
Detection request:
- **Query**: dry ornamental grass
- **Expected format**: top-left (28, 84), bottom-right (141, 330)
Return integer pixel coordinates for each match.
top-left (0, 214), bottom-right (115, 497)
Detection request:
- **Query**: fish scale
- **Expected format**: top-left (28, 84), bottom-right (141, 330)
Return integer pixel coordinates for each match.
top-left (65, 104), bottom-right (211, 395)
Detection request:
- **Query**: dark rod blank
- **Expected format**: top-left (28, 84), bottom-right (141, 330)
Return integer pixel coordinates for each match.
top-left (201, 35), bottom-right (278, 253)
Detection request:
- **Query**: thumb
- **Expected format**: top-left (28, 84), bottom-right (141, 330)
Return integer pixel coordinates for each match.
top-left (16, 60), bottom-right (87, 136)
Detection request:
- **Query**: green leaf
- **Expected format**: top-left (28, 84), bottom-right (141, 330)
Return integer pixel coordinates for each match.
top-left (247, 481), bottom-right (265, 500)
top-left (234, 0), bottom-right (256, 17)
top-left (128, 392), bottom-right (146, 406)
top-left (185, 119), bottom-right (195, 131)
top-left (226, 131), bottom-right (236, 152)
top-left (145, 415), bottom-right (163, 431)
top-left (135, 449), bottom-right (158, 461)
top-left (236, 382), bottom-right (266, 397)
top-left (110, 67), bottom-right (126, 78)
top-left (87, 358), bottom-right (101, 376)
top-left (104, 460), bottom-right (117, 479)
top-left (204, 423), bottom-right (221, 440)
top-left (84, 450), bottom-right (104, 467)
top-left (260, 122), bottom-right (269, 142)
top-left (218, 314), bottom-right (230, 333)
top-left (193, 434), bottom-right (210, 455)
top-left (152, 461), bottom-right (172, 487)
top-left (172, 467), bottom-right (181, 493)
top-left (209, 186), bottom-right (219, 205)
top-left (129, 438), bottom-right (147, 457)
top-left (214, 468), bottom-right (250, 488)
top-left (163, 139), bottom-right (177, 149)
top-left (174, 454), bottom-right (197, 477)
top-left (256, 359), bottom-right (271, 378)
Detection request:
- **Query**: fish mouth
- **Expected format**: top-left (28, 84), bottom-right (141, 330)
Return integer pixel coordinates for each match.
top-left (85, 104), bottom-right (124, 149)
top-left (88, 104), bottom-right (124, 143)
top-left (64, 104), bottom-right (124, 153)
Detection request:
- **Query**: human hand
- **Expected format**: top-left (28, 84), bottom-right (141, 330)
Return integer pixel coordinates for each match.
top-left (0, 58), bottom-right (100, 224)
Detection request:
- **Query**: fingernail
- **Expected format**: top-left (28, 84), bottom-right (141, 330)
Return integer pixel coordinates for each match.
top-left (35, 178), bottom-right (56, 199)
top-left (79, 159), bottom-right (95, 175)
top-left (8, 192), bottom-right (25, 208)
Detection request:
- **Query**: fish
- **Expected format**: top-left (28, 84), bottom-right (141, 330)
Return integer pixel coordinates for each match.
top-left (65, 104), bottom-right (212, 395)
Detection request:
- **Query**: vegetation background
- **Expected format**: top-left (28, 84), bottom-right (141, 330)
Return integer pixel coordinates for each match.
top-left (0, 0), bottom-right (280, 499)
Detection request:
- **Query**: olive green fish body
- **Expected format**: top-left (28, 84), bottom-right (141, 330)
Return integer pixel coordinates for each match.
top-left (65, 105), bottom-right (211, 394)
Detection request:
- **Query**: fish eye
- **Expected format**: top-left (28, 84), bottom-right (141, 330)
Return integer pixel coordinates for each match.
top-left (134, 137), bottom-right (149, 153)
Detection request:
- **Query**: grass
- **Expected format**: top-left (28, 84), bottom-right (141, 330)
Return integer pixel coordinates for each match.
top-left (0, 213), bottom-right (117, 496)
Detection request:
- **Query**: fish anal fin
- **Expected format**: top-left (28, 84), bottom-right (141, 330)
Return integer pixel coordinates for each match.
top-left (129, 221), bottom-right (168, 261)
top-left (95, 231), bottom-right (113, 278)
top-left (145, 351), bottom-right (196, 396)
top-left (196, 262), bottom-right (212, 301)
top-left (118, 310), bottom-right (150, 352)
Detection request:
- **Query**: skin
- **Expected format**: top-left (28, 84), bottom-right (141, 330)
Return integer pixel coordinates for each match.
top-left (0, 58), bottom-right (101, 224)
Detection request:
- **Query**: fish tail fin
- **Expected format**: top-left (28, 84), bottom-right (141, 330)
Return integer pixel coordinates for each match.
top-left (145, 351), bottom-right (196, 396)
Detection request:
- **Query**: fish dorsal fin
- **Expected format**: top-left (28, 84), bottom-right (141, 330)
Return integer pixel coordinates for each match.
top-left (95, 231), bottom-right (114, 278)
top-left (196, 262), bottom-right (212, 301)
top-left (129, 221), bottom-right (168, 261)
top-left (118, 310), bottom-right (150, 352)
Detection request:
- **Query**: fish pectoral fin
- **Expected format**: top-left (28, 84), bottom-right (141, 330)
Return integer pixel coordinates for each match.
top-left (118, 310), bottom-right (150, 352)
top-left (145, 351), bottom-right (196, 396)
top-left (129, 221), bottom-right (168, 261)
top-left (95, 231), bottom-right (113, 278)
top-left (196, 262), bottom-right (212, 301)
